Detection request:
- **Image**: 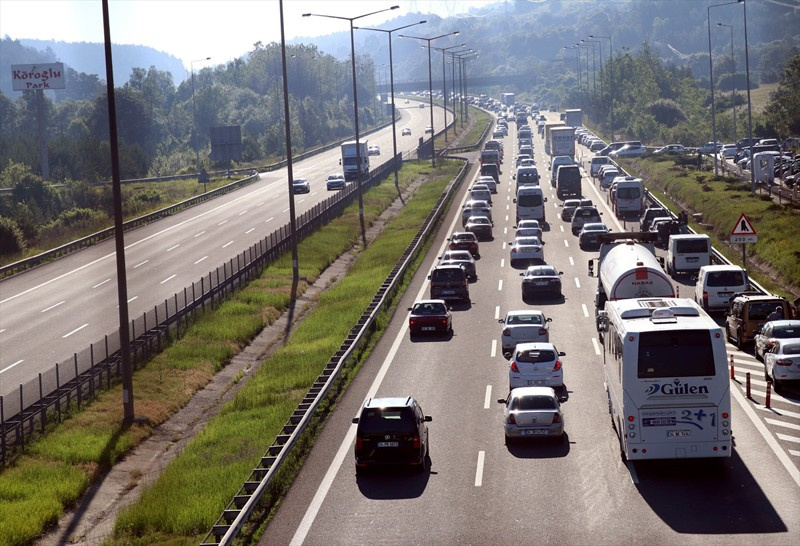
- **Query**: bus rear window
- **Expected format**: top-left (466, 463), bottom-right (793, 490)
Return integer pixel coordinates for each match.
top-left (638, 330), bottom-right (716, 378)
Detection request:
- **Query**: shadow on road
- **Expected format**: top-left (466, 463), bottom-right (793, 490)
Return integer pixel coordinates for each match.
top-left (505, 432), bottom-right (571, 459)
top-left (355, 459), bottom-right (432, 500)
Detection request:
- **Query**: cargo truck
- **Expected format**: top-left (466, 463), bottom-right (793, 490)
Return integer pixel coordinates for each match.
top-left (564, 109), bottom-right (582, 127)
top-left (340, 140), bottom-right (370, 181)
top-left (549, 126), bottom-right (576, 158)
top-left (501, 92), bottom-right (515, 106)
top-left (543, 121), bottom-right (566, 155)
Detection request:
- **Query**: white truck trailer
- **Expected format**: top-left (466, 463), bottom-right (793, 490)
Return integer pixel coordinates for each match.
top-left (340, 140), bottom-right (370, 181)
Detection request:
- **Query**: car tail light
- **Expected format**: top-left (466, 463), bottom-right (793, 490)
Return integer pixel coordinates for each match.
top-left (539, 328), bottom-right (547, 336)
top-left (441, 319), bottom-right (448, 326)
top-left (511, 361), bottom-right (519, 372)
top-left (511, 248), bottom-right (517, 254)
top-left (552, 413), bottom-right (560, 424)
top-left (356, 436), bottom-right (362, 449)
top-left (502, 328), bottom-right (511, 336)
top-left (776, 359), bottom-right (792, 366)
top-left (508, 413), bottom-right (517, 425)
top-left (553, 360), bottom-right (562, 371)
top-left (413, 434), bottom-right (421, 449)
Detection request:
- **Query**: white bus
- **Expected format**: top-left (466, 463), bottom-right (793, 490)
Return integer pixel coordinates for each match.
top-left (598, 298), bottom-right (732, 460)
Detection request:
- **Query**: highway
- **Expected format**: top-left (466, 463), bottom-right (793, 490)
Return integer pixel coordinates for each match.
top-left (0, 101), bottom-right (451, 403)
top-left (259, 112), bottom-right (800, 545)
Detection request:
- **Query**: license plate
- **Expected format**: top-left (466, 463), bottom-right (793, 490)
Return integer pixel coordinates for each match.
top-left (422, 326), bottom-right (436, 331)
top-left (528, 380), bottom-right (545, 386)
top-left (667, 430), bottom-right (690, 437)
top-left (643, 417), bottom-right (676, 427)
top-left (687, 257), bottom-right (699, 263)
top-left (441, 290), bottom-right (455, 295)
top-left (522, 429), bottom-right (549, 436)
top-left (376, 441), bottom-right (399, 447)
top-left (533, 281), bottom-right (547, 286)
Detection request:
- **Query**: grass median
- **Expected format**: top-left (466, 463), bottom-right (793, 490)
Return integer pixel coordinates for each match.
top-left (0, 159), bottom-right (463, 546)
top-left (623, 156), bottom-right (800, 296)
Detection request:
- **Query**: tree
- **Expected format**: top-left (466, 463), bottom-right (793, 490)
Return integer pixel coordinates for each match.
top-left (763, 55), bottom-right (800, 137)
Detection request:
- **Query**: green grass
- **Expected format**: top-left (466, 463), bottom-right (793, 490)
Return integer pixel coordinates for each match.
top-left (0, 159), bottom-right (462, 545)
top-left (623, 156), bottom-right (800, 295)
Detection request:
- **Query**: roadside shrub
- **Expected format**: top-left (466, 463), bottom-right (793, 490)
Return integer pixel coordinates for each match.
top-left (0, 215), bottom-right (25, 255)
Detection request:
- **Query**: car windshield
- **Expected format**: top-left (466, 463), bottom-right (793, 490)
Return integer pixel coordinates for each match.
top-left (511, 396), bottom-right (557, 411)
top-left (507, 314), bottom-right (544, 326)
top-left (515, 349), bottom-right (556, 363)
top-left (358, 408), bottom-right (416, 433)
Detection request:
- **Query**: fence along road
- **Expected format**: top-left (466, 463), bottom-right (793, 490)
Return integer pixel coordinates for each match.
top-left (0, 103), bottom-right (452, 410)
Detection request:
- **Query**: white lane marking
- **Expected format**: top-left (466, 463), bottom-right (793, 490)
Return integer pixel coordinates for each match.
top-left (502, 242), bottom-right (507, 250)
top-left (160, 274), bottom-right (176, 285)
top-left (495, 306), bottom-right (500, 320)
top-left (272, 194), bottom-right (280, 199)
top-left (484, 385), bottom-right (493, 409)
top-left (592, 338), bottom-right (601, 355)
top-left (246, 228), bottom-right (255, 234)
top-left (218, 220), bottom-right (228, 226)
top-left (63, 323), bottom-right (89, 338)
top-left (569, 256), bottom-right (574, 266)
top-left (0, 360), bottom-right (24, 374)
top-left (40, 301), bottom-right (66, 313)
top-left (500, 258), bottom-right (505, 268)
top-left (758, 405), bottom-right (800, 420)
top-left (297, 199), bottom-right (306, 204)
top-left (626, 461), bottom-right (640, 485)
top-left (564, 240), bottom-right (569, 248)
top-left (92, 279), bottom-right (111, 289)
top-left (283, 207), bottom-right (290, 213)
top-left (194, 230), bottom-right (206, 238)
top-left (582, 304), bottom-right (589, 318)
top-left (575, 277), bottom-right (581, 288)
top-left (504, 227), bottom-right (508, 235)
top-left (766, 419), bottom-right (800, 432)
top-left (491, 340), bottom-right (497, 358)
top-left (256, 201), bottom-right (265, 207)
top-left (776, 433), bottom-right (800, 444)
top-left (505, 215), bottom-right (509, 222)
top-left (0, 329), bottom-right (5, 333)
top-left (222, 241), bottom-right (234, 248)
top-left (238, 210), bottom-right (248, 216)
top-left (505, 204), bottom-right (509, 211)
top-left (475, 451), bottom-right (485, 487)
top-left (133, 260), bottom-right (149, 269)
top-left (790, 450), bottom-right (800, 457)
top-left (265, 217), bottom-right (274, 223)
top-left (730, 380), bottom-right (800, 486)
top-left (560, 225), bottom-right (564, 232)
top-left (166, 244), bottom-right (180, 252)
top-left (127, 296), bottom-right (138, 303)
top-left (498, 280), bottom-right (503, 291)
top-left (194, 256), bottom-right (208, 265)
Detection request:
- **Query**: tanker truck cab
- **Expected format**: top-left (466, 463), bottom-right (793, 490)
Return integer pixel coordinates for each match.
top-left (597, 298), bottom-right (732, 461)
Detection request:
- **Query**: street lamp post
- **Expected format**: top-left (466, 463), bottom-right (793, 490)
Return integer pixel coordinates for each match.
top-left (589, 34), bottom-right (613, 133)
top-left (303, 5), bottom-right (399, 248)
top-left (432, 43), bottom-right (466, 142)
top-left (191, 56), bottom-right (210, 190)
top-left (717, 22), bottom-right (737, 144)
top-left (399, 31), bottom-right (460, 167)
top-left (581, 39), bottom-right (599, 98)
top-left (460, 53), bottom-right (478, 122)
top-left (739, 0), bottom-right (755, 193)
top-left (449, 49), bottom-right (472, 128)
top-left (356, 20), bottom-right (427, 194)
top-left (565, 45), bottom-right (581, 109)
top-left (708, 1), bottom-right (740, 176)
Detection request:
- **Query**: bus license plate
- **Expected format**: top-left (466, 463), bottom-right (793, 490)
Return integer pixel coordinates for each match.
top-left (667, 430), bottom-right (690, 438)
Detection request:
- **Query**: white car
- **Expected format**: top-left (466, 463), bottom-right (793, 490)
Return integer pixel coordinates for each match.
top-left (325, 173), bottom-right (346, 190)
top-left (291, 178), bottom-right (310, 194)
top-left (476, 175), bottom-right (497, 193)
top-left (401, 128), bottom-right (412, 136)
top-left (368, 145), bottom-right (381, 156)
top-left (609, 143), bottom-right (646, 158)
top-left (498, 310), bottom-right (552, 354)
top-left (497, 387), bottom-right (565, 443)
top-left (508, 342), bottom-right (565, 389)
top-left (515, 227), bottom-right (543, 240)
top-left (515, 219), bottom-right (540, 231)
top-left (425, 125), bottom-right (433, 133)
top-left (509, 236), bottom-right (544, 267)
top-left (764, 339), bottom-right (800, 387)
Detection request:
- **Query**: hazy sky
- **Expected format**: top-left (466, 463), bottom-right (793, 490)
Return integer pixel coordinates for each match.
top-left (1, 0), bottom-right (495, 69)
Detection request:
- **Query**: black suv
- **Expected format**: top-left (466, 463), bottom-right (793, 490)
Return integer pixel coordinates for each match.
top-left (352, 396), bottom-right (432, 473)
top-left (429, 265), bottom-right (470, 303)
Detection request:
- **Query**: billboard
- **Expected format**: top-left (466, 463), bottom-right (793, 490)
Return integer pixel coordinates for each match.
top-left (11, 63), bottom-right (66, 91)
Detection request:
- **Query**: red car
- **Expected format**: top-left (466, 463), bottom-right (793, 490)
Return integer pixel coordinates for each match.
top-left (408, 299), bottom-right (452, 336)
top-left (447, 231), bottom-right (480, 258)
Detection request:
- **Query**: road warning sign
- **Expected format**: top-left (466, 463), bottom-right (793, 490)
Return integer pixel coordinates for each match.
top-left (730, 213), bottom-right (757, 243)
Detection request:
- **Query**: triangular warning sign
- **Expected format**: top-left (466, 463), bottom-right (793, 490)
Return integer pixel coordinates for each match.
top-left (731, 213), bottom-right (757, 235)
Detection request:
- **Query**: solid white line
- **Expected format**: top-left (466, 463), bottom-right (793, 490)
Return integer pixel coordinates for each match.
top-left (0, 360), bottom-right (24, 374)
top-left (592, 337), bottom-right (601, 356)
top-left (575, 277), bottom-right (581, 288)
top-left (626, 461), bottom-right (640, 484)
top-left (790, 449), bottom-right (800, 457)
top-left (92, 279), bottom-right (111, 288)
top-left (582, 304), bottom-right (589, 318)
top-left (498, 280), bottom-right (503, 291)
top-left (246, 228), bottom-right (255, 234)
top-left (730, 381), bottom-right (800, 486)
top-left (569, 256), bottom-right (574, 266)
top-left (133, 260), bottom-right (149, 269)
top-left (765, 418), bottom-right (800, 432)
top-left (475, 451), bottom-right (485, 487)
top-left (40, 301), bottom-right (66, 313)
top-left (194, 231), bottom-right (206, 237)
top-left (166, 244), bottom-right (180, 252)
top-left (494, 306), bottom-right (500, 320)
top-left (194, 256), bottom-right (208, 265)
top-left (222, 241), bottom-right (234, 248)
top-left (491, 339), bottom-right (497, 358)
top-left (776, 433), bottom-right (800, 444)
top-left (484, 385), bottom-right (493, 409)
top-left (160, 274), bottom-right (176, 284)
top-left (758, 405), bottom-right (800, 420)
top-left (63, 323), bottom-right (88, 338)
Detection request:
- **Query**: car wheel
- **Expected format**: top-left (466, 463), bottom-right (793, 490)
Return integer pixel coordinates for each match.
top-left (736, 329), bottom-right (743, 350)
top-left (726, 324), bottom-right (733, 343)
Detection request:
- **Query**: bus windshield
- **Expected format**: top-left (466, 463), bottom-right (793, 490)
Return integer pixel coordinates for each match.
top-left (637, 330), bottom-right (716, 378)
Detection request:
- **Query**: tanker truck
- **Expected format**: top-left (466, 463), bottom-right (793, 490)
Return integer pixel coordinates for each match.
top-left (588, 233), bottom-right (675, 332)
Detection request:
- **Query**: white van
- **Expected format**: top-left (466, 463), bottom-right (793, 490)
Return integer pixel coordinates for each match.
top-left (590, 156), bottom-right (612, 178)
top-left (695, 265), bottom-right (748, 311)
top-left (514, 186), bottom-right (547, 223)
top-left (612, 177), bottom-right (645, 216)
top-left (667, 234), bottom-right (711, 276)
top-left (550, 155), bottom-right (573, 186)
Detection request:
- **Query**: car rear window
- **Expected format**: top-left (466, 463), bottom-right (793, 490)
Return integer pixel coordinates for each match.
top-left (358, 408), bottom-right (416, 433)
top-left (772, 325), bottom-right (800, 338)
top-left (783, 343), bottom-right (800, 355)
top-left (748, 302), bottom-right (784, 320)
top-left (676, 239), bottom-right (709, 253)
top-left (431, 268), bottom-right (465, 282)
top-left (706, 271), bottom-right (746, 286)
top-left (413, 303), bottom-right (446, 315)
top-left (516, 349), bottom-right (556, 363)
top-left (511, 396), bottom-right (557, 410)
top-left (517, 193), bottom-right (543, 206)
top-left (507, 314), bottom-right (544, 325)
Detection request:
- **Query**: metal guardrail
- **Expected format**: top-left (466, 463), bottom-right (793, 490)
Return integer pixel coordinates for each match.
top-left (201, 158), bottom-right (472, 546)
top-left (0, 156), bottom-right (402, 465)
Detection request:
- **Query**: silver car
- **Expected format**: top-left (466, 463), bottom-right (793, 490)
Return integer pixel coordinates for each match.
top-left (497, 387), bottom-right (565, 443)
top-left (764, 339), bottom-right (800, 387)
top-left (440, 250), bottom-right (477, 282)
top-left (754, 320), bottom-right (800, 360)
top-left (498, 310), bottom-right (551, 354)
